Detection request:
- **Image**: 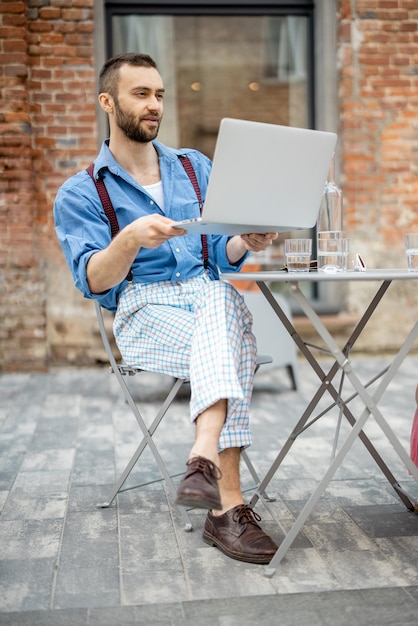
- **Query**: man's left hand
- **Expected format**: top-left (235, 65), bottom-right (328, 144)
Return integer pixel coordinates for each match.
top-left (240, 232), bottom-right (278, 253)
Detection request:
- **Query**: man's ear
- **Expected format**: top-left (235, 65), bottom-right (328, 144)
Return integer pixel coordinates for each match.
top-left (98, 92), bottom-right (114, 114)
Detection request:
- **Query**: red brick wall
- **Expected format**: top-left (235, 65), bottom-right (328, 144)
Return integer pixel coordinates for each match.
top-left (338, 0), bottom-right (418, 246)
top-left (0, 0), bottom-right (97, 371)
top-left (1, 1), bottom-right (417, 370)
top-left (336, 0), bottom-right (418, 352)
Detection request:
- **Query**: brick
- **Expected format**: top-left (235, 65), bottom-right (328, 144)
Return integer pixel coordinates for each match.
top-left (61, 8), bottom-right (90, 20)
top-left (54, 22), bottom-right (77, 34)
top-left (48, 0), bottom-right (74, 7)
top-left (30, 68), bottom-right (52, 79)
top-left (39, 6), bottom-right (61, 19)
top-left (77, 22), bottom-right (94, 34)
top-left (4, 112), bottom-right (30, 124)
top-left (4, 64), bottom-right (28, 78)
top-left (2, 13), bottom-right (26, 26)
top-left (400, 21), bottom-right (418, 32)
top-left (0, 2), bottom-right (26, 14)
top-left (28, 21), bottom-right (53, 33)
top-left (0, 52), bottom-right (28, 65)
top-left (3, 39), bottom-right (27, 53)
top-left (0, 26), bottom-right (26, 39)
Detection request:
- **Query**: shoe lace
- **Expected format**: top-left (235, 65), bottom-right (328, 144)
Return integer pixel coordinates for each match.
top-left (187, 456), bottom-right (222, 480)
top-left (232, 504), bottom-right (262, 527)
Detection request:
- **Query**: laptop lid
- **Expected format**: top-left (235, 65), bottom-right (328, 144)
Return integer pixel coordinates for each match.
top-left (175, 118), bottom-right (337, 235)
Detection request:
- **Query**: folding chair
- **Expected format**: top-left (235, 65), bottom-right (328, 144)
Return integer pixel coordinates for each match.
top-left (242, 291), bottom-right (299, 390)
top-left (94, 300), bottom-right (273, 531)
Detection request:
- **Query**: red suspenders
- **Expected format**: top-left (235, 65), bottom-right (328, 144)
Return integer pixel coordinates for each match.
top-left (86, 155), bottom-right (209, 279)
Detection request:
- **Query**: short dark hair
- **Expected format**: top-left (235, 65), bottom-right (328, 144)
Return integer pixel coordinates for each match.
top-left (98, 53), bottom-right (158, 97)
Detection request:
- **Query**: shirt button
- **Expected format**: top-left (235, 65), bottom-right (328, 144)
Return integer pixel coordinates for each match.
top-left (150, 200), bottom-right (154, 205)
top-left (175, 248), bottom-right (180, 253)
top-left (176, 272), bottom-right (180, 277)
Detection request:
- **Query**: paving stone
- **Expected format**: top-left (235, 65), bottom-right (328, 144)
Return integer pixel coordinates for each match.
top-left (0, 359), bottom-right (417, 622)
top-left (53, 565), bottom-right (120, 610)
top-left (0, 558), bottom-right (56, 612)
top-left (41, 394), bottom-right (82, 419)
top-left (71, 448), bottom-right (115, 487)
top-left (0, 609), bottom-right (88, 626)
top-left (0, 519), bottom-right (63, 560)
top-left (321, 548), bottom-right (411, 588)
top-left (67, 484), bottom-right (116, 512)
top-left (344, 504), bottom-right (418, 537)
top-left (11, 469), bottom-right (72, 495)
top-left (59, 509), bottom-right (119, 569)
top-left (121, 567), bottom-right (188, 606)
top-left (119, 510), bottom-right (183, 574)
top-left (88, 605), bottom-right (159, 625)
top-left (374, 536), bottom-right (418, 584)
top-left (20, 449), bottom-right (76, 473)
top-left (1, 491), bottom-right (68, 521)
top-left (29, 417), bottom-right (79, 451)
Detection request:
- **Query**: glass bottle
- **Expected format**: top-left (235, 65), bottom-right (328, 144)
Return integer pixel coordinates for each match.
top-left (317, 154), bottom-right (343, 233)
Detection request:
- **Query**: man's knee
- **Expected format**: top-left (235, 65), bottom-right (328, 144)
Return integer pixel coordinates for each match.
top-left (205, 280), bottom-right (247, 311)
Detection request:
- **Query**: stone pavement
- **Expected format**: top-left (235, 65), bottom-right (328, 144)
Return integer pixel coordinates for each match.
top-left (0, 355), bottom-right (418, 625)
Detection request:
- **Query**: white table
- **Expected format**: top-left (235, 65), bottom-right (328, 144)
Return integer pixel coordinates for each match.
top-left (222, 269), bottom-right (418, 576)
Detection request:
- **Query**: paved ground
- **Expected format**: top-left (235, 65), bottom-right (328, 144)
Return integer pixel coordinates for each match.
top-left (1, 354), bottom-right (418, 625)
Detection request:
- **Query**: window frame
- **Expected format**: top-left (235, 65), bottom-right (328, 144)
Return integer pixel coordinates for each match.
top-left (104, 2), bottom-right (316, 134)
top-left (98, 0), bottom-right (341, 313)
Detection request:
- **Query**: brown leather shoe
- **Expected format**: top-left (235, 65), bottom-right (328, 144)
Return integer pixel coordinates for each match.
top-left (175, 456), bottom-right (222, 510)
top-left (202, 504), bottom-right (278, 564)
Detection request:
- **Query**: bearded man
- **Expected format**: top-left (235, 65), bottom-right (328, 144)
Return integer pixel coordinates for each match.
top-left (54, 53), bottom-right (278, 564)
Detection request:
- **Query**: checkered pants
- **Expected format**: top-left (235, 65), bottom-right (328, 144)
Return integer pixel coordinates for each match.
top-left (113, 275), bottom-right (257, 451)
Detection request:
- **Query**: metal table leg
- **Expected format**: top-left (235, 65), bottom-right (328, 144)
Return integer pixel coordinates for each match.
top-left (251, 279), bottom-right (418, 576)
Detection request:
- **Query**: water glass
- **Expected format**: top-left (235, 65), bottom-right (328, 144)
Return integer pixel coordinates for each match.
top-left (404, 233), bottom-right (418, 272)
top-left (317, 230), bottom-right (344, 241)
top-left (285, 238), bottom-right (312, 273)
top-left (317, 236), bottom-right (349, 273)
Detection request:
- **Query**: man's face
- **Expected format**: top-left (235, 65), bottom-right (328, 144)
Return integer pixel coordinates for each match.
top-left (112, 64), bottom-right (165, 143)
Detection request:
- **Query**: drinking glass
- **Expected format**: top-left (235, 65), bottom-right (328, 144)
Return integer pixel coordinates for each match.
top-left (404, 233), bottom-right (418, 272)
top-left (317, 237), bottom-right (349, 273)
top-left (285, 238), bottom-right (312, 273)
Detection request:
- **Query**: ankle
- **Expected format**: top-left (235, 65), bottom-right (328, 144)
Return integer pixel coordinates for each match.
top-left (189, 448), bottom-right (220, 468)
top-left (212, 498), bottom-right (244, 517)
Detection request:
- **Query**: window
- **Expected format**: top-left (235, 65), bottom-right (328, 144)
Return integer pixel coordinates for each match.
top-left (106, 2), bottom-right (314, 156)
top-left (102, 1), bottom-right (337, 310)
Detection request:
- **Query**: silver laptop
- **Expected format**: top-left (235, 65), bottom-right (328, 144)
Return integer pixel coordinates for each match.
top-left (174, 118), bottom-right (337, 235)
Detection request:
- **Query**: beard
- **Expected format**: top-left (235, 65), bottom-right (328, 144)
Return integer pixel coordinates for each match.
top-left (114, 97), bottom-right (161, 143)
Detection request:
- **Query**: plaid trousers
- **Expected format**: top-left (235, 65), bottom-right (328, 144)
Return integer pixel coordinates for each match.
top-left (113, 274), bottom-right (257, 451)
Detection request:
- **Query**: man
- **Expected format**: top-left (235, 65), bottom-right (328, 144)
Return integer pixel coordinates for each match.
top-left (54, 52), bottom-right (278, 564)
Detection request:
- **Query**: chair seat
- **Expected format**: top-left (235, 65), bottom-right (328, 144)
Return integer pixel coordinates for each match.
top-left (115, 354), bottom-right (272, 377)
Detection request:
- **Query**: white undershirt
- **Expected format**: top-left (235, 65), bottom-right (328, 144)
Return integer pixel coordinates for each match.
top-left (143, 180), bottom-right (165, 212)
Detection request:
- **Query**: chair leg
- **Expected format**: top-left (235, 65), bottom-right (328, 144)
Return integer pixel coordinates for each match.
top-left (241, 450), bottom-right (276, 502)
top-left (98, 373), bottom-right (193, 531)
top-left (286, 364), bottom-right (298, 390)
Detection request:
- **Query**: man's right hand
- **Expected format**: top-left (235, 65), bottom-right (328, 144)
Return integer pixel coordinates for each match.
top-left (86, 214), bottom-right (186, 294)
top-left (128, 214), bottom-right (187, 248)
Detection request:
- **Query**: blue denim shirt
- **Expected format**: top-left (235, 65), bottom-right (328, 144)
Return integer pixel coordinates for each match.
top-left (54, 140), bottom-right (248, 311)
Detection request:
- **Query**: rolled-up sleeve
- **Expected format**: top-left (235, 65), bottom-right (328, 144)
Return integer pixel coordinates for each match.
top-left (212, 235), bottom-right (249, 274)
top-left (54, 174), bottom-right (122, 311)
